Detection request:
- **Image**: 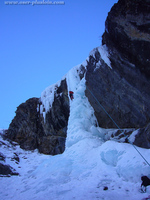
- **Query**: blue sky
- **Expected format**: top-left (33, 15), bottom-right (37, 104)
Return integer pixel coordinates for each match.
top-left (0, 0), bottom-right (117, 128)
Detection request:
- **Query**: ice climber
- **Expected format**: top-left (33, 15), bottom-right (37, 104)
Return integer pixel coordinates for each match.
top-left (69, 91), bottom-right (74, 100)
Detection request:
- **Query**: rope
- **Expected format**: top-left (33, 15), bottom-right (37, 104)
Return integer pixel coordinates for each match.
top-left (86, 86), bottom-right (150, 167)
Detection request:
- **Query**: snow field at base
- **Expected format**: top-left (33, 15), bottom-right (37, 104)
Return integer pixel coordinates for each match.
top-left (1, 48), bottom-right (150, 200)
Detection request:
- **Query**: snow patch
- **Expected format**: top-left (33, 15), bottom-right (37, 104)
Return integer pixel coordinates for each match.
top-left (80, 59), bottom-right (88, 67)
top-left (39, 80), bottom-right (61, 121)
top-left (98, 44), bottom-right (112, 68)
top-left (94, 60), bottom-right (101, 72)
top-left (89, 45), bottom-right (111, 69)
top-left (128, 129), bottom-right (139, 143)
top-left (66, 65), bottom-right (81, 93)
top-left (40, 81), bottom-right (60, 112)
top-left (101, 149), bottom-right (124, 167)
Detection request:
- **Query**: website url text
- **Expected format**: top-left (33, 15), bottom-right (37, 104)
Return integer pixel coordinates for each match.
top-left (4, 0), bottom-right (65, 6)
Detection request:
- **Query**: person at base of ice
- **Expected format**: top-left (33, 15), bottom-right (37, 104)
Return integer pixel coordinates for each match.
top-left (141, 176), bottom-right (150, 193)
top-left (69, 91), bottom-right (74, 100)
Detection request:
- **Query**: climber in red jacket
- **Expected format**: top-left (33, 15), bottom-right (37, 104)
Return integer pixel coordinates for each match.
top-left (69, 91), bottom-right (74, 100)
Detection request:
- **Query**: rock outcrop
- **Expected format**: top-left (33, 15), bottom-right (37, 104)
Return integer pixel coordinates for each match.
top-left (134, 123), bottom-right (150, 148)
top-left (7, 97), bottom-right (40, 150)
top-left (7, 79), bottom-right (69, 155)
top-left (103, 0), bottom-right (150, 78)
top-left (85, 0), bottom-right (150, 131)
top-left (0, 163), bottom-right (19, 177)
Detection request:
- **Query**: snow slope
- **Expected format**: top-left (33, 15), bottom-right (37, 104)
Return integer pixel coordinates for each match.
top-left (0, 46), bottom-right (150, 200)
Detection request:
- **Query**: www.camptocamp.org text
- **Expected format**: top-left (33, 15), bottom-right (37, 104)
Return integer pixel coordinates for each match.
top-left (4, 1), bottom-right (65, 6)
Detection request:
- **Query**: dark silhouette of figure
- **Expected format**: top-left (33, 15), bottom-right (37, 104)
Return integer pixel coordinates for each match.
top-left (141, 176), bottom-right (150, 192)
top-left (69, 91), bottom-right (74, 100)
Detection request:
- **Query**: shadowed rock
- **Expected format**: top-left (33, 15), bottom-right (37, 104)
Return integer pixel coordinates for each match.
top-left (7, 79), bottom-right (69, 155)
top-left (85, 0), bottom-right (150, 130)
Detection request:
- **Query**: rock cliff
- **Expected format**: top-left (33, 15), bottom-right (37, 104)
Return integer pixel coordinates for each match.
top-left (7, 79), bottom-right (69, 155)
top-left (6, 0), bottom-right (150, 153)
top-left (85, 0), bottom-right (150, 128)
top-left (85, 0), bottom-right (150, 147)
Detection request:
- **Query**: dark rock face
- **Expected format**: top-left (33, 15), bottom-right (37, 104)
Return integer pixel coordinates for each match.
top-left (7, 78), bottom-right (69, 155)
top-left (38, 79), bottom-right (69, 155)
top-left (85, 0), bottom-right (150, 130)
top-left (134, 123), bottom-right (150, 149)
top-left (102, 0), bottom-right (150, 78)
top-left (7, 97), bottom-right (40, 150)
top-left (0, 152), bottom-right (5, 161)
top-left (0, 163), bottom-right (19, 176)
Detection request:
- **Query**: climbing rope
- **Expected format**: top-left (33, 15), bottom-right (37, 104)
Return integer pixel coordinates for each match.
top-left (86, 86), bottom-right (150, 167)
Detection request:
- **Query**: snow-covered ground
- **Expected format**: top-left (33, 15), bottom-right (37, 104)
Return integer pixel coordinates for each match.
top-left (1, 46), bottom-right (150, 200)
